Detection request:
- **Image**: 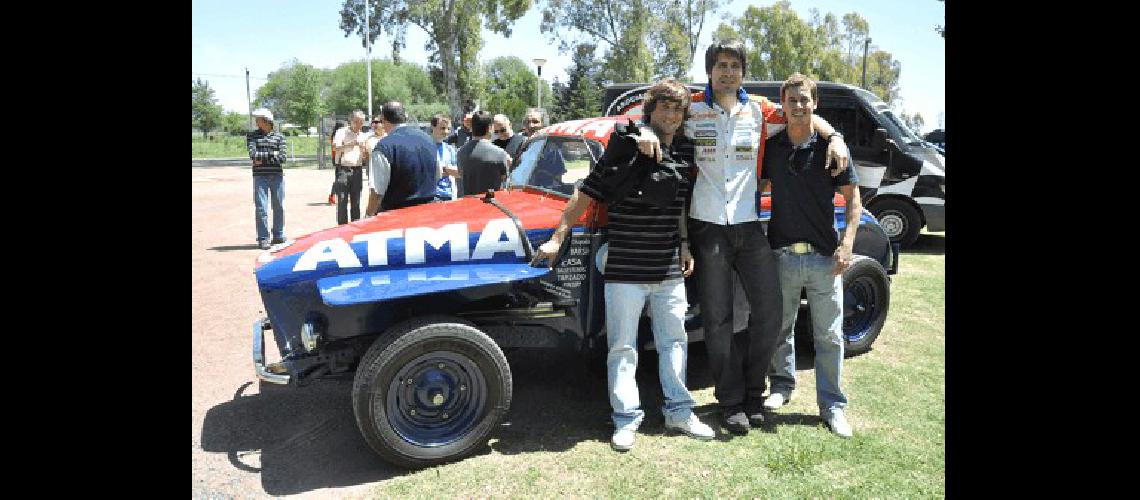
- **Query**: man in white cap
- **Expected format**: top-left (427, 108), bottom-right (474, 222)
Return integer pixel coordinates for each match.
top-left (247, 108), bottom-right (288, 250)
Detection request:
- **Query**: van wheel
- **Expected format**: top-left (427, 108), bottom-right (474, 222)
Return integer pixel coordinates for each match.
top-left (793, 256), bottom-right (890, 357)
top-left (352, 315), bottom-right (511, 469)
top-left (870, 198), bottom-right (922, 248)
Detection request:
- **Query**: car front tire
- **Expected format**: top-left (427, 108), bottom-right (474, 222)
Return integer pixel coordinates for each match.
top-left (351, 315), bottom-right (512, 469)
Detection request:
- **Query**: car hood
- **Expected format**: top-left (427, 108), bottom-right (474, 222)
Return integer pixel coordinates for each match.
top-left (253, 189), bottom-right (572, 303)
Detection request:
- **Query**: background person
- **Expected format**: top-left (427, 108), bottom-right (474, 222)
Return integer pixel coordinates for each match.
top-left (332, 110), bottom-right (369, 224)
top-left (456, 111), bottom-right (510, 196)
top-left (491, 114), bottom-right (527, 165)
top-left (247, 108), bottom-right (288, 250)
top-left (366, 101), bottom-right (440, 214)
top-left (430, 113), bottom-right (460, 201)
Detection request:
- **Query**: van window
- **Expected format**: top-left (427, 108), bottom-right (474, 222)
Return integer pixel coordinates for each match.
top-left (815, 104), bottom-right (879, 148)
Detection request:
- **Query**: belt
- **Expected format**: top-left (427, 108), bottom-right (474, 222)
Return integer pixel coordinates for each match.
top-left (783, 242), bottom-right (815, 254)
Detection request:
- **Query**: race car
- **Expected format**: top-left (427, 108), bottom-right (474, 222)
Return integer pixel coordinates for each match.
top-left (251, 114), bottom-right (897, 469)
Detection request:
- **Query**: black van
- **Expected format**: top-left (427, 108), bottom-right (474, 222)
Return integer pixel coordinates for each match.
top-left (601, 82), bottom-right (945, 247)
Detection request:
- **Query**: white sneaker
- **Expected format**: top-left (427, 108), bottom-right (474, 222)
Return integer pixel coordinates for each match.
top-left (666, 413), bottom-right (715, 440)
top-left (611, 428), bottom-right (636, 451)
top-left (825, 409), bottom-right (853, 438)
top-left (763, 393), bottom-right (789, 411)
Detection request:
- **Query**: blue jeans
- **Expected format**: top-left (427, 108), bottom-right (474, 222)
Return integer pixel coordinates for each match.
top-left (604, 277), bottom-right (697, 432)
top-left (769, 249), bottom-right (848, 413)
top-left (253, 174), bottom-right (285, 242)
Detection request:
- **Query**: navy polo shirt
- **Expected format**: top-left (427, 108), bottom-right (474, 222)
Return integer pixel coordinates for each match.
top-left (761, 129), bottom-right (859, 257)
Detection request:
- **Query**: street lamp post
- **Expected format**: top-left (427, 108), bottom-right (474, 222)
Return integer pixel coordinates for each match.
top-left (533, 58), bottom-right (547, 110)
top-left (365, 3), bottom-right (373, 119)
top-left (861, 38), bottom-right (871, 90)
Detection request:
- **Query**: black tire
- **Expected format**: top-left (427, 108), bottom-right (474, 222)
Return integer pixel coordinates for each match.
top-left (792, 256), bottom-right (890, 357)
top-left (841, 256), bottom-right (890, 356)
top-left (351, 315), bottom-right (512, 469)
top-left (870, 197), bottom-right (922, 248)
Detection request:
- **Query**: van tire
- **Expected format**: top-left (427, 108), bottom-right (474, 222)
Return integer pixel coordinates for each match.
top-left (870, 198), bottom-right (922, 248)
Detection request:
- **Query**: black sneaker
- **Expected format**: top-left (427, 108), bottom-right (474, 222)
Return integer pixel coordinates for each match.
top-left (257, 240), bottom-right (271, 250)
top-left (722, 406), bottom-right (750, 435)
top-left (743, 399), bottom-right (767, 427)
top-left (271, 237), bottom-right (286, 245)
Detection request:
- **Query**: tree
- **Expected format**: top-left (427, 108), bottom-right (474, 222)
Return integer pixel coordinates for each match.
top-left (339, 0), bottom-right (532, 118)
top-left (551, 43), bottom-right (604, 121)
top-left (192, 78), bottom-right (223, 138)
top-left (324, 59), bottom-right (443, 116)
top-left (482, 56), bottom-right (549, 128)
top-left (716, 4), bottom-right (904, 107)
top-left (651, 1), bottom-right (722, 79)
top-left (935, 0), bottom-right (945, 38)
top-left (900, 111), bottom-right (925, 133)
top-left (729, 3), bottom-right (823, 81)
top-left (864, 49), bottom-right (901, 104)
top-left (255, 60), bottom-right (327, 128)
top-left (221, 111), bottom-right (249, 135)
top-left (539, 0), bottom-right (655, 83)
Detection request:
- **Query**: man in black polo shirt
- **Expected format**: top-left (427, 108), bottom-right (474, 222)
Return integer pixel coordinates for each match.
top-left (757, 73), bottom-right (862, 438)
top-left (532, 78), bottom-right (715, 452)
top-left (365, 101), bottom-right (440, 215)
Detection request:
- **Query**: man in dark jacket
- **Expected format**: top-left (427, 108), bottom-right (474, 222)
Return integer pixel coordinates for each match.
top-left (365, 101), bottom-right (440, 215)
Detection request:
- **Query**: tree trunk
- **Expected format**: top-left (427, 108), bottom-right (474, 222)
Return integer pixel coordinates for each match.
top-left (440, 30), bottom-right (461, 119)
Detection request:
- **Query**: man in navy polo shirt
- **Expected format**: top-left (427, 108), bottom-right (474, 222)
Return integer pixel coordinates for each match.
top-left (366, 101), bottom-right (440, 215)
top-left (757, 73), bottom-right (861, 438)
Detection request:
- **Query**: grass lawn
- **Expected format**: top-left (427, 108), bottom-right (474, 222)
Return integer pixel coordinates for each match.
top-left (367, 232), bottom-right (946, 497)
top-left (192, 134), bottom-right (320, 158)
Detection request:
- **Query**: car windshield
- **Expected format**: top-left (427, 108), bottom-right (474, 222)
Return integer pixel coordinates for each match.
top-left (509, 136), bottom-right (602, 196)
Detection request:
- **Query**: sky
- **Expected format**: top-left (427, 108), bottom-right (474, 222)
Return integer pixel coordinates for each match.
top-left (192, 0), bottom-right (944, 132)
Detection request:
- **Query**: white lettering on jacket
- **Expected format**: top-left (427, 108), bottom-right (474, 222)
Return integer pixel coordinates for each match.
top-left (291, 218), bottom-right (526, 272)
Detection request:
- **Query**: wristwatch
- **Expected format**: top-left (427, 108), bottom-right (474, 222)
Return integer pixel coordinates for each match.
top-left (828, 132), bottom-right (844, 141)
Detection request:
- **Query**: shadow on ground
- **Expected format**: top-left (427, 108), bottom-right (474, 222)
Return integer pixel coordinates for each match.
top-left (208, 244), bottom-right (263, 252)
top-left (201, 376), bottom-right (406, 495)
top-left (200, 339), bottom-right (822, 495)
top-left (902, 233), bottom-right (945, 255)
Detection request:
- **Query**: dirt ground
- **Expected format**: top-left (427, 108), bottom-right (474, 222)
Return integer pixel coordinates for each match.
top-left (192, 166), bottom-right (391, 497)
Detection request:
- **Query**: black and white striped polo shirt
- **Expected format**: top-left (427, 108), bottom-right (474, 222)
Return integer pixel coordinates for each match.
top-left (580, 135), bottom-right (694, 284)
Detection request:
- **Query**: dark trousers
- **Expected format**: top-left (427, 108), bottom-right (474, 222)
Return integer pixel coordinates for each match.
top-left (337, 166), bottom-right (363, 224)
top-left (688, 218), bottom-right (783, 408)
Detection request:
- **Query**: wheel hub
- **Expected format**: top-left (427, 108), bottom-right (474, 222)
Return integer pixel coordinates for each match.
top-left (385, 351), bottom-right (489, 448)
top-left (878, 212), bottom-right (905, 238)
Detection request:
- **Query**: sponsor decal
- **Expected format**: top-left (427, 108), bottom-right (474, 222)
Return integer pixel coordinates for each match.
top-left (734, 146), bottom-right (753, 153)
top-left (693, 138), bottom-right (717, 147)
top-left (694, 130), bottom-right (716, 138)
top-left (736, 154), bottom-right (754, 161)
top-left (292, 218), bottom-right (527, 272)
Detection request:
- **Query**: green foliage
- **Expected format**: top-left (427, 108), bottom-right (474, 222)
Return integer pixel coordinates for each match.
top-left (405, 103), bottom-right (451, 123)
top-left (220, 111), bottom-right (249, 136)
top-left (324, 59), bottom-right (443, 117)
top-left (482, 56), bottom-right (550, 129)
top-left (551, 43), bottom-right (604, 121)
top-left (543, 0), bottom-right (721, 82)
top-left (192, 78), bottom-right (223, 138)
top-left (339, 0), bottom-right (533, 118)
top-left (255, 60), bottom-right (327, 128)
top-left (715, 3), bottom-right (905, 108)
